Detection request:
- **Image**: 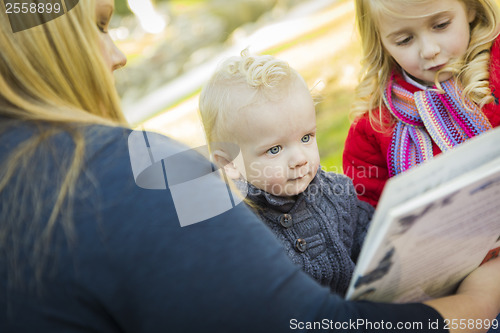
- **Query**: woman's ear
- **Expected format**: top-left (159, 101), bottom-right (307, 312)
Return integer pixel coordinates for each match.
top-left (212, 150), bottom-right (241, 180)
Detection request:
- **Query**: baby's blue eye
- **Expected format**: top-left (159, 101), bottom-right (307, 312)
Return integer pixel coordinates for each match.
top-left (301, 135), bottom-right (311, 143)
top-left (267, 146), bottom-right (281, 155)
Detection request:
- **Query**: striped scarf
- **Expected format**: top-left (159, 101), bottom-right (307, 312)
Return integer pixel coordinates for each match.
top-left (384, 73), bottom-right (492, 177)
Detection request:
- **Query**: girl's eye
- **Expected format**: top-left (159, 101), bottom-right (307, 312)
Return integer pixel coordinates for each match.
top-left (434, 21), bottom-right (451, 30)
top-left (267, 146), bottom-right (281, 155)
top-left (396, 36), bottom-right (413, 46)
top-left (301, 134), bottom-right (311, 143)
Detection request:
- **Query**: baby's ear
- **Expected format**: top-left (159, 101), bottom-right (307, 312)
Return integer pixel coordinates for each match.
top-left (212, 150), bottom-right (241, 180)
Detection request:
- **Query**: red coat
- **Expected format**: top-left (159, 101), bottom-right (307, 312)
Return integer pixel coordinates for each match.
top-left (343, 37), bottom-right (500, 207)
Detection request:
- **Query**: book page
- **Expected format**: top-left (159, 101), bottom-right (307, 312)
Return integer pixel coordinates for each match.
top-left (351, 127), bottom-right (500, 292)
top-left (347, 159), bottom-right (500, 302)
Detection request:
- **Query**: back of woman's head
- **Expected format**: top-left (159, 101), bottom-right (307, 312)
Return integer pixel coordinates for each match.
top-left (352, 0), bottom-right (500, 125)
top-left (0, 1), bottom-right (127, 287)
top-left (0, 0), bottom-right (124, 125)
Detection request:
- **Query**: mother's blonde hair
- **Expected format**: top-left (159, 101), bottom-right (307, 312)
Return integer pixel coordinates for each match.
top-left (0, 0), bottom-right (126, 283)
top-left (352, 0), bottom-right (500, 129)
top-left (0, 0), bottom-right (124, 123)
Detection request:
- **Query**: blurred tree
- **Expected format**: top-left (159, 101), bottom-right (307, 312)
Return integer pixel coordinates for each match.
top-left (209, 0), bottom-right (276, 35)
top-left (115, 0), bottom-right (209, 16)
top-left (115, 0), bottom-right (131, 15)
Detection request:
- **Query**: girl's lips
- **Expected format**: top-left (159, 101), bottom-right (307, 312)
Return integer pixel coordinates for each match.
top-left (428, 64), bottom-right (446, 71)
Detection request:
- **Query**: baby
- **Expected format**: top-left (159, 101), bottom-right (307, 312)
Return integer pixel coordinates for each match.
top-left (199, 51), bottom-right (374, 295)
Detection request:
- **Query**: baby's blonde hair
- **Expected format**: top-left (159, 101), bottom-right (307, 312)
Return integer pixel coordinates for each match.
top-left (199, 50), bottom-right (302, 147)
top-left (352, 0), bottom-right (500, 129)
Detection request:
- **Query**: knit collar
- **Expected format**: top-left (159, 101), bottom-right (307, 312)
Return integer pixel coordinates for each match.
top-left (401, 70), bottom-right (431, 91)
top-left (234, 167), bottom-right (321, 213)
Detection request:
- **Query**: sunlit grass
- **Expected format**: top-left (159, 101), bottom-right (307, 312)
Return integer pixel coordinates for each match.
top-left (256, 1), bottom-right (360, 174)
top-left (133, 0), bottom-right (361, 175)
top-left (299, 35), bottom-right (361, 174)
top-left (264, 13), bottom-right (354, 57)
top-left (316, 87), bottom-right (354, 173)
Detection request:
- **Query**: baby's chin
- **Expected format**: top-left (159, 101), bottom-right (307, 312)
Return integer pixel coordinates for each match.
top-left (274, 175), bottom-right (315, 198)
top-left (251, 167), bottom-right (319, 198)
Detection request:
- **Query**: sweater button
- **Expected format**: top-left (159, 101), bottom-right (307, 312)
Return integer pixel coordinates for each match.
top-left (295, 238), bottom-right (307, 253)
top-left (278, 214), bottom-right (293, 228)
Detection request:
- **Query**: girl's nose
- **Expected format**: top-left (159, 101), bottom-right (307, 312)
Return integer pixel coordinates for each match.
top-left (420, 38), bottom-right (440, 60)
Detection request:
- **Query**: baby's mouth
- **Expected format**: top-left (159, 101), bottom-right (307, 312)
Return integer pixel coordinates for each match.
top-left (290, 172), bottom-right (307, 181)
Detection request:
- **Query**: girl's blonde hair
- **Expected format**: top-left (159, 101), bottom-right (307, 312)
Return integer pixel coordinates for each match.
top-left (352, 0), bottom-right (500, 129)
top-left (0, 0), bottom-right (126, 284)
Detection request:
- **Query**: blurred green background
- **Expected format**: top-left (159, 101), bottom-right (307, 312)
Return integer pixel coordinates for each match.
top-left (112, 0), bottom-right (360, 174)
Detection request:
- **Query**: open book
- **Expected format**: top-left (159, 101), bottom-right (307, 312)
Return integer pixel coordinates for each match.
top-left (346, 127), bottom-right (500, 303)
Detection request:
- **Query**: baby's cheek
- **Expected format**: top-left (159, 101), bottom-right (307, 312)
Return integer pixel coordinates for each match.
top-left (262, 173), bottom-right (288, 195)
top-left (262, 173), bottom-right (285, 187)
top-left (256, 164), bottom-right (282, 180)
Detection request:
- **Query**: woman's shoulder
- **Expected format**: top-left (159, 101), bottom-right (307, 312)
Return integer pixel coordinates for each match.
top-left (81, 125), bottom-right (193, 176)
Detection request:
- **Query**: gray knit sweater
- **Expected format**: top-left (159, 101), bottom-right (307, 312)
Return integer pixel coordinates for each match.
top-left (236, 169), bottom-right (374, 296)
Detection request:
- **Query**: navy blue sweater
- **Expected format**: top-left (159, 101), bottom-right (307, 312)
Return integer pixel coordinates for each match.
top-left (237, 171), bottom-right (374, 296)
top-left (0, 123), bottom-right (446, 332)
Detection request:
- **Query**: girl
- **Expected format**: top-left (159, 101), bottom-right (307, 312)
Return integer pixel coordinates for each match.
top-left (343, 0), bottom-right (500, 207)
